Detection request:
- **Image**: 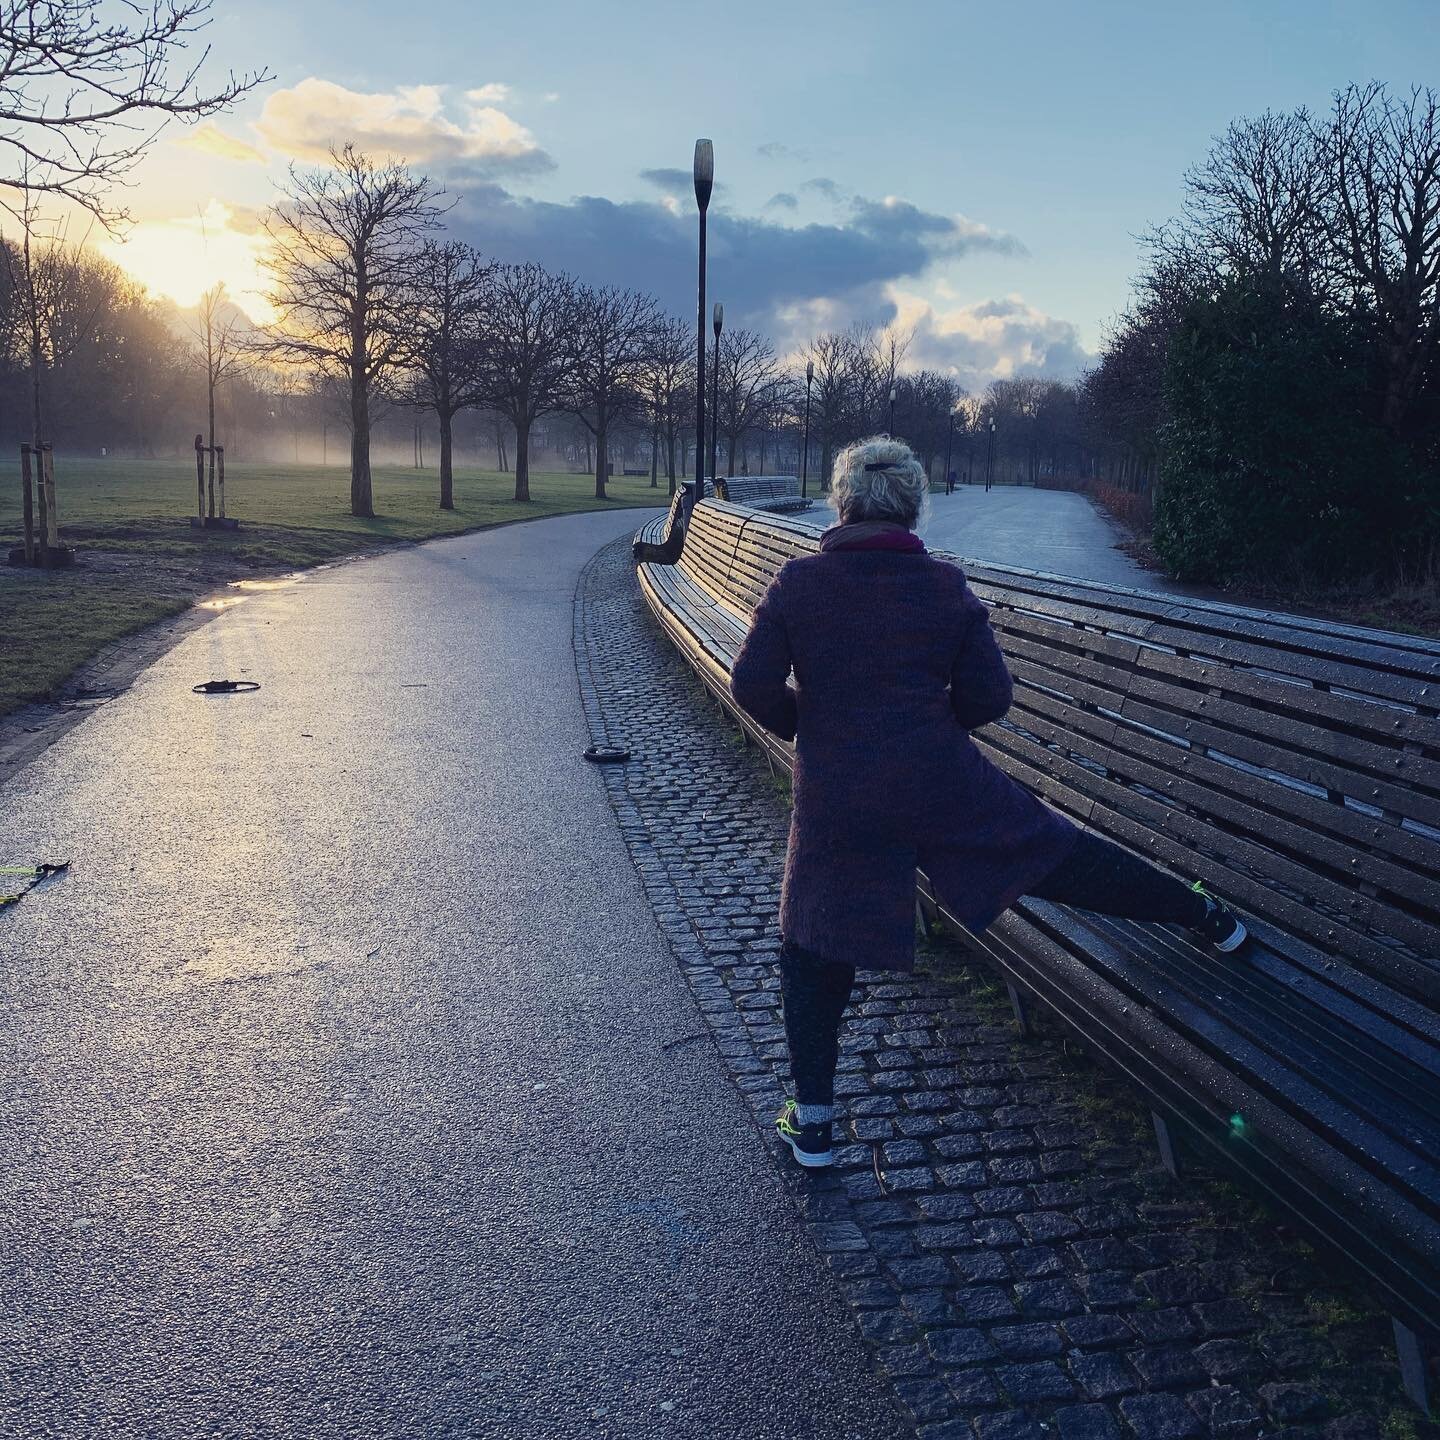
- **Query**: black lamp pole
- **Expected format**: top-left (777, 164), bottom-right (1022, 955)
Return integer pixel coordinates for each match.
top-left (944, 409), bottom-right (956, 495)
top-left (800, 359), bottom-right (813, 499)
top-left (693, 139), bottom-right (713, 507)
top-left (986, 417), bottom-right (996, 492)
top-left (709, 301), bottom-right (723, 492)
top-left (888, 384), bottom-right (896, 434)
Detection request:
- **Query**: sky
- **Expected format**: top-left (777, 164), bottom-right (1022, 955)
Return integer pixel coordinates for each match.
top-left (97, 0), bottom-right (1440, 391)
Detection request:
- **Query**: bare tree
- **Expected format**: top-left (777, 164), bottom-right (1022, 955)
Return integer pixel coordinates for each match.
top-left (564, 283), bottom-right (660, 500)
top-left (261, 146), bottom-right (446, 516)
top-left (1318, 82), bottom-right (1440, 430)
top-left (0, 0), bottom-right (270, 226)
top-left (400, 239), bottom-right (491, 509)
top-left (867, 323), bottom-right (913, 431)
top-left (715, 327), bottom-right (780, 476)
top-left (894, 369), bottom-right (963, 478)
top-left (483, 261), bottom-right (574, 502)
top-left (1159, 109), bottom-right (1329, 295)
top-left (191, 282), bottom-right (247, 486)
top-left (803, 330), bottom-right (860, 488)
top-left (643, 315), bottom-right (692, 495)
top-left (2, 204), bottom-right (123, 448)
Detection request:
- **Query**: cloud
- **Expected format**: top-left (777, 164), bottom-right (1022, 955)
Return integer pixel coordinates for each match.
top-left (850, 196), bottom-right (1026, 260)
top-left (448, 182), bottom-right (1041, 356)
top-left (175, 121), bottom-right (266, 164)
top-left (801, 176), bottom-right (844, 202)
top-left (894, 288), bottom-right (1094, 388)
top-left (255, 78), bottom-right (553, 176)
top-left (766, 192), bottom-right (798, 210)
top-left (758, 141), bottom-right (820, 163)
top-left (466, 83), bottom-right (511, 104)
top-left (639, 167), bottom-right (692, 191)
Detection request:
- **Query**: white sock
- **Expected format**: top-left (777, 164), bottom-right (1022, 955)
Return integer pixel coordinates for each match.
top-left (796, 1102), bottom-right (836, 1125)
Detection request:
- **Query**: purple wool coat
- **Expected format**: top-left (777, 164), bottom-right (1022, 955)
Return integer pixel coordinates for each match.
top-left (730, 522), bottom-right (1079, 973)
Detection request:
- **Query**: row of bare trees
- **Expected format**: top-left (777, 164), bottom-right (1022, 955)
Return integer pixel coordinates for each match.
top-left (257, 147), bottom-right (1096, 518)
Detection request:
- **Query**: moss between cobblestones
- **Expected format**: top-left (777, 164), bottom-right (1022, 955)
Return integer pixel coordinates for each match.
top-left (575, 535), bottom-right (1436, 1440)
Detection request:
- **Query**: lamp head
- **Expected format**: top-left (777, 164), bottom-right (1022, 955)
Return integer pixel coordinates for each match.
top-left (693, 139), bottom-right (714, 211)
top-left (713, 301), bottom-right (723, 335)
top-left (806, 359), bottom-right (813, 383)
top-left (889, 384), bottom-right (897, 402)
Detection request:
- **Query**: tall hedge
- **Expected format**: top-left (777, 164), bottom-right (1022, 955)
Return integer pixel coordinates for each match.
top-left (1153, 275), bottom-right (1430, 586)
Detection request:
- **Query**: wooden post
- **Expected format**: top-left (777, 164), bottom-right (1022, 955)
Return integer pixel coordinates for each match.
top-left (41, 444), bottom-right (57, 552)
top-left (217, 446), bottom-right (226, 520)
top-left (19, 445), bottom-right (35, 564)
top-left (194, 434), bottom-right (205, 518)
top-left (34, 444), bottom-right (49, 564)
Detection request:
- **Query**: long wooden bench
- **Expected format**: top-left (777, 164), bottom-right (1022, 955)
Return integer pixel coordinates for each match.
top-left (714, 474), bottom-right (812, 512)
top-left (634, 498), bottom-right (1440, 1412)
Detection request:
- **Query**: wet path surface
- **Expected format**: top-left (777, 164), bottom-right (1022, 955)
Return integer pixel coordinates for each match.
top-left (798, 487), bottom-right (1194, 594)
top-left (1, 510), bottom-right (904, 1440)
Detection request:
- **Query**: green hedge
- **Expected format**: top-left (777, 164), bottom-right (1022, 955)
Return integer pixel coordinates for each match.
top-left (1153, 275), bottom-right (1433, 585)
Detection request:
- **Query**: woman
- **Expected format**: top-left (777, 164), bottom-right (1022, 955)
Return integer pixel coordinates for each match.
top-left (730, 436), bottom-right (1246, 1170)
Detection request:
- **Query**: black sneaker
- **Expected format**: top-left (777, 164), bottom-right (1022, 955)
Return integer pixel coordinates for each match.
top-left (1189, 881), bottom-right (1248, 952)
top-left (775, 1099), bottom-right (834, 1168)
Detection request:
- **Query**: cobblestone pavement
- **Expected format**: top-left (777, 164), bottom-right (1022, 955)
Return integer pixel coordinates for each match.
top-left (575, 536), bottom-right (1437, 1440)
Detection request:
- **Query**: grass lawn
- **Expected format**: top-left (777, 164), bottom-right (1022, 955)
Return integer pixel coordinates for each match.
top-left (1, 456), bottom-right (670, 716)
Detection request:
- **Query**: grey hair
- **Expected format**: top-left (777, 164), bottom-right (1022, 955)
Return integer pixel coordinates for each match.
top-left (828, 435), bottom-right (930, 529)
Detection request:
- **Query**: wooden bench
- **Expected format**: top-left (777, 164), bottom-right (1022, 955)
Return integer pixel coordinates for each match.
top-left (634, 498), bottom-right (1440, 1411)
top-left (714, 475), bottom-right (812, 513)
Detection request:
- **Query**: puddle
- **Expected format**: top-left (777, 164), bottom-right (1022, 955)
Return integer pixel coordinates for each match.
top-left (196, 572), bottom-right (305, 612)
top-left (229, 573), bottom-right (306, 592)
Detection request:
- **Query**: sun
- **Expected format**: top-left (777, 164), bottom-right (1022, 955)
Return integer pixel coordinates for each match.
top-left (101, 200), bottom-right (274, 322)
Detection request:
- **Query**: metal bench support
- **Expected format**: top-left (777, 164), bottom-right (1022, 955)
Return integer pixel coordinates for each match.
top-left (1394, 1317), bottom-right (1433, 1416)
top-left (1005, 980), bottom-right (1032, 1038)
top-left (1151, 1110), bottom-right (1183, 1180)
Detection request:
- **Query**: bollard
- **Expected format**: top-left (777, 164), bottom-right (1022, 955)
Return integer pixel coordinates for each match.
top-left (19, 444), bottom-right (35, 565)
top-left (217, 446), bottom-right (226, 520)
top-left (194, 433), bottom-right (205, 518)
top-left (41, 444), bottom-right (57, 551)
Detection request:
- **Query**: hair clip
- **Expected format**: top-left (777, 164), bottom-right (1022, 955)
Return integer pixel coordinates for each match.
top-left (864, 461), bottom-right (892, 472)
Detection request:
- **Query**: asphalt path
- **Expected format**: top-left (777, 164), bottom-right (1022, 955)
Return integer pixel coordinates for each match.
top-left (1, 509), bottom-right (904, 1440)
top-left (799, 484), bottom-right (1196, 593)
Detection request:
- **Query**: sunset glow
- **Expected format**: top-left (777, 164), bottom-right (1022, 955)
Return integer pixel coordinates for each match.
top-left (100, 201), bottom-right (274, 321)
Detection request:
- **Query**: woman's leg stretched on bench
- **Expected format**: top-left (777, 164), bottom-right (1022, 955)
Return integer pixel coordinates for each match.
top-left (1025, 830), bottom-right (1208, 926)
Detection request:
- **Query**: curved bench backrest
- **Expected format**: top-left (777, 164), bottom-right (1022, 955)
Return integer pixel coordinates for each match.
top-left (718, 475), bottom-right (803, 506)
top-left (677, 500), bottom-right (819, 617)
top-left (671, 500), bottom-right (1440, 1002)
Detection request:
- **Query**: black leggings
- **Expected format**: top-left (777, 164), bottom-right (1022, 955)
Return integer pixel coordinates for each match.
top-left (779, 830), bottom-right (1207, 1106)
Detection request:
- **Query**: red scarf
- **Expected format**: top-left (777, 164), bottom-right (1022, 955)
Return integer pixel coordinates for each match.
top-left (818, 521), bottom-right (926, 554)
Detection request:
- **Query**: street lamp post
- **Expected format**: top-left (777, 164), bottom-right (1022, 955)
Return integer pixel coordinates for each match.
top-left (709, 302), bottom-right (723, 493)
top-left (985, 417), bottom-right (996, 492)
top-left (944, 407), bottom-right (957, 496)
top-left (888, 384), bottom-right (897, 434)
top-left (692, 139), bottom-right (713, 508)
top-left (800, 359), bottom-right (813, 499)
